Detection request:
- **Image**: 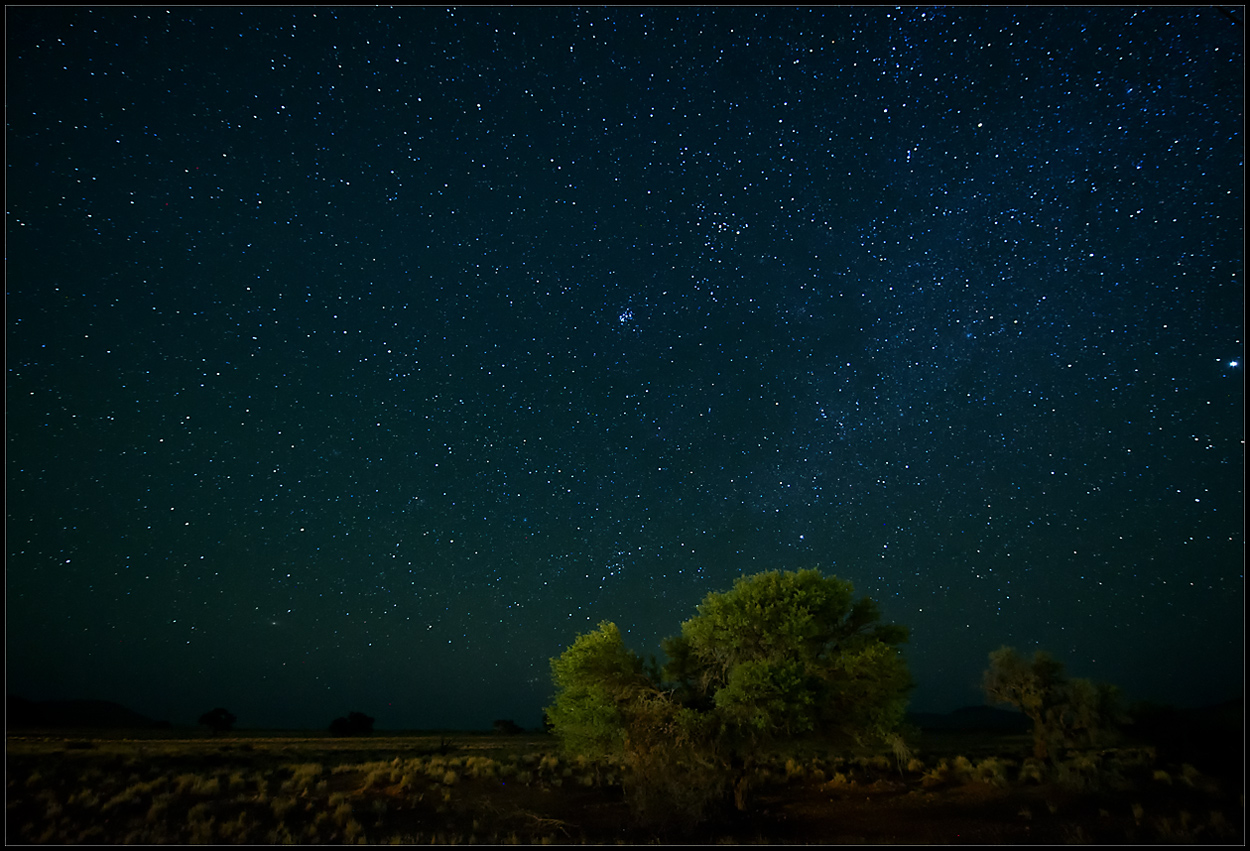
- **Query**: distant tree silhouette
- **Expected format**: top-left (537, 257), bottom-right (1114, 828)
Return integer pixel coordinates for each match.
top-left (329, 710), bottom-right (375, 736)
top-left (198, 707), bottom-right (237, 735)
top-left (983, 646), bottom-right (1123, 761)
top-left (492, 718), bottom-right (524, 735)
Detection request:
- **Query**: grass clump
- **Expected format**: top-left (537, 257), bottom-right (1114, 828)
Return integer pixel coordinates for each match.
top-left (973, 756), bottom-right (1013, 787)
top-left (270, 795), bottom-right (299, 820)
top-left (1018, 757), bottom-right (1047, 784)
top-left (1056, 752), bottom-right (1102, 790)
top-left (920, 759), bottom-right (951, 788)
top-left (281, 763), bottom-right (323, 794)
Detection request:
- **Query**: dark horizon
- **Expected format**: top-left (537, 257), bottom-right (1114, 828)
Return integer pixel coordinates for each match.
top-left (8, 645), bottom-right (1245, 733)
top-left (8, 691), bottom-right (1243, 736)
top-left (7, 8), bottom-right (1243, 736)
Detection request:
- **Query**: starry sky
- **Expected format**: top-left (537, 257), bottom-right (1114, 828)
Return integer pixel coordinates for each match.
top-left (6, 8), bottom-right (1243, 731)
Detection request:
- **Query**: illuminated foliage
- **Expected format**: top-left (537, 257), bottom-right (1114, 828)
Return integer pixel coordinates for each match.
top-left (548, 569), bottom-right (912, 823)
top-left (983, 646), bottom-right (1123, 761)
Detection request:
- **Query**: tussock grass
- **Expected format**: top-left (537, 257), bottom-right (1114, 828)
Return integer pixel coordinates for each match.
top-left (973, 756), bottom-right (1014, 787)
top-left (6, 732), bottom-right (1242, 844)
top-left (280, 762), bottom-right (323, 794)
top-left (1018, 757), bottom-right (1047, 784)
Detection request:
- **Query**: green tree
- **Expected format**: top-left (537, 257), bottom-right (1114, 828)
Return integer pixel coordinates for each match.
top-left (982, 646), bottom-right (1123, 761)
top-left (547, 621), bottom-right (651, 762)
top-left (547, 569), bottom-right (911, 825)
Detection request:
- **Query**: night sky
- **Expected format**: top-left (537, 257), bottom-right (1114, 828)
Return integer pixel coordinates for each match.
top-left (6, 8), bottom-right (1243, 732)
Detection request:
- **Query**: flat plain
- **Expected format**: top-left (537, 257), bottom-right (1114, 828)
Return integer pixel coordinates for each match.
top-left (5, 728), bottom-right (1242, 844)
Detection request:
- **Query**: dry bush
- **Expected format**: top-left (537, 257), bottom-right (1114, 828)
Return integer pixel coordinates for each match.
top-left (1018, 757), bottom-right (1047, 784)
top-left (973, 756), bottom-right (1013, 787)
top-left (280, 763), bottom-right (323, 794)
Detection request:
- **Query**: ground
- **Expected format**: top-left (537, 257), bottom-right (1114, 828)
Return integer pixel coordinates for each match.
top-left (5, 728), bottom-right (1242, 844)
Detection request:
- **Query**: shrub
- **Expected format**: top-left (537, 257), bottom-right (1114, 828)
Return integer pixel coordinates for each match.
top-left (950, 755), bottom-right (975, 781)
top-left (973, 756), bottom-right (1011, 787)
top-left (191, 776), bottom-right (220, 796)
top-left (363, 766), bottom-right (392, 789)
top-left (1018, 758), bottom-right (1047, 784)
top-left (282, 763), bottom-right (323, 794)
top-left (271, 796), bottom-right (298, 819)
top-left (920, 761), bottom-right (949, 788)
top-left (1056, 752), bottom-right (1102, 790)
top-left (826, 771), bottom-right (853, 788)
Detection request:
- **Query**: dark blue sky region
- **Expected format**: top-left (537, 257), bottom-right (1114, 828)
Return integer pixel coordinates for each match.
top-left (6, 7), bottom-right (1243, 730)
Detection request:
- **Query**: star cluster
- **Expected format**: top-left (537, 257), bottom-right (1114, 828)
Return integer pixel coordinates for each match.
top-left (6, 8), bottom-right (1242, 729)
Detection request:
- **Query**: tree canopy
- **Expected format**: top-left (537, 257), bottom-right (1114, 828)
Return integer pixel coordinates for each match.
top-left (548, 621), bottom-right (650, 761)
top-left (666, 568), bottom-right (911, 747)
top-left (983, 646), bottom-right (1123, 760)
top-left (547, 569), bottom-right (911, 824)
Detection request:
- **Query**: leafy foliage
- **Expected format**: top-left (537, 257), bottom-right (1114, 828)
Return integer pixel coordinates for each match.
top-left (667, 569), bottom-right (911, 748)
top-left (983, 646), bottom-right (1123, 761)
top-left (547, 569), bottom-right (912, 824)
top-left (547, 621), bottom-right (650, 762)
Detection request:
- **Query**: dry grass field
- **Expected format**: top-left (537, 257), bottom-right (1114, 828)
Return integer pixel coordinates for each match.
top-left (6, 728), bottom-right (1243, 843)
